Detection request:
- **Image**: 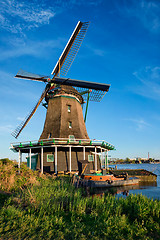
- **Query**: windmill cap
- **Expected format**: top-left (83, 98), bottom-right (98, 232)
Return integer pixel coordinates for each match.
top-left (52, 77), bottom-right (110, 92)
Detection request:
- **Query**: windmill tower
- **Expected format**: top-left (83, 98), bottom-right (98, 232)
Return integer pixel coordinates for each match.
top-left (11, 21), bottom-right (114, 173)
top-left (40, 84), bottom-right (89, 140)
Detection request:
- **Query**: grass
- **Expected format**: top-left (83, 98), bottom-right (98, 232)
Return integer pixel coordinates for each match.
top-left (0, 159), bottom-right (160, 239)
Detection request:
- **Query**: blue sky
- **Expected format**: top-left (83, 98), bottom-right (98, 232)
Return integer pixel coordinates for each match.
top-left (0, 0), bottom-right (160, 160)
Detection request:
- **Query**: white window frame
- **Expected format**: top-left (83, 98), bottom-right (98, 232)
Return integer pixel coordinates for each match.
top-left (88, 155), bottom-right (94, 162)
top-left (69, 135), bottom-right (75, 143)
top-left (48, 133), bottom-right (52, 139)
top-left (68, 105), bottom-right (71, 113)
top-left (69, 121), bottom-right (72, 128)
top-left (47, 154), bottom-right (54, 162)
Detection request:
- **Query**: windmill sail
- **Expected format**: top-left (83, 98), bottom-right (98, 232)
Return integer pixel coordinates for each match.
top-left (53, 77), bottom-right (110, 91)
top-left (51, 21), bottom-right (90, 77)
top-left (15, 69), bottom-right (49, 82)
top-left (12, 21), bottom-right (91, 138)
top-left (52, 76), bottom-right (110, 102)
top-left (11, 87), bottom-right (49, 138)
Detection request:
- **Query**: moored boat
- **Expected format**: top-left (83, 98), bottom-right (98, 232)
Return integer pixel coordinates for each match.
top-left (87, 177), bottom-right (139, 188)
top-left (73, 172), bottom-right (139, 188)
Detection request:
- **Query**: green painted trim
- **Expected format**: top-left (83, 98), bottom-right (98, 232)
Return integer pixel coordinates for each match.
top-left (54, 95), bottom-right (81, 104)
top-left (13, 139), bottom-right (115, 151)
top-left (84, 91), bottom-right (90, 123)
top-left (80, 90), bottom-right (90, 95)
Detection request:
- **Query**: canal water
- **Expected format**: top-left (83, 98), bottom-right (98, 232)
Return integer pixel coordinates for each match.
top-left (95, 163), bottom-right (160, 200)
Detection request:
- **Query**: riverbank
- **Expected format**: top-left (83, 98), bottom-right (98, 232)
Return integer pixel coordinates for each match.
top-left (0, 159), bottom-right (160, 239)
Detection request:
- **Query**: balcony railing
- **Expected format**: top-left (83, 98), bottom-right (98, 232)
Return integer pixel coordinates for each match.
top-left (10, 137), bottom-right (116, 151)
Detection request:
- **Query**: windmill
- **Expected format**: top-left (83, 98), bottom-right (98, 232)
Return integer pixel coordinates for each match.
top-left (11, 21), bottom-right (113, 173)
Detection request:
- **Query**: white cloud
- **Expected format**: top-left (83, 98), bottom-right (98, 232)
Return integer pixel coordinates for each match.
top-left (0, 70), bottom-right (44, 101)
top-left (17, 117), bottom-right (25, 121)
top-left (0, 0), bottom-right (55, 33)
top-left (0, 37), bottom-right (106, 62)
top-left (133, 66), bottom-right (160, 100)
top-left (86, 44), bottom-right (106, 57)
top-left (0, 124), bottom-right (13, 133)
top-left (116, 0), bottom-right (160, 33)
top-left (124, 118), bottom-right (150, 131)
top-left (68, 0), bottom-right (102, 6)
top-left (0, 0), bottom-right (102, 34)
top-left (0, 37), bottom-right (64, 61)
top-left (92, 48), bottom-right (105, 57)
top-left (139, 0), bottom-right (160, 32)
top-left (0, 70), bottom-right (12, 80)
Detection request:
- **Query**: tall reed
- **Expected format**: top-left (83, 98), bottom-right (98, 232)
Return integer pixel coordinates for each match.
top-left (0, 160), bottom-right (160, 239)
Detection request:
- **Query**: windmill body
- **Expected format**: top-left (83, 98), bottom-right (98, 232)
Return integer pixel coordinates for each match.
top-left (11, 21), bottom-right (115, 173)
top-left (37, 84), bottom-right (90, 172)
top-left (40, 85), bottom-right (89, 140)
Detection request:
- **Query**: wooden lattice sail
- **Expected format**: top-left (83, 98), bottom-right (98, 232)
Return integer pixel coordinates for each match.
top-left (12, 21), bottom-right (110, 139)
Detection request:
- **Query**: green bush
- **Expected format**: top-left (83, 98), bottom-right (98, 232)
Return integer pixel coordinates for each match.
top-left (0, 159), bottom-right (41, 192)
top-left (0, 158), bottom-right (14, 165)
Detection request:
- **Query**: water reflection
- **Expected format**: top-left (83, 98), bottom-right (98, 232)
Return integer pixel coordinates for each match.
top-left (92, 165), bottom-right (160, 199)
top-left (90, 181), bottom-right (157, 198)
top-left (109, 163), bottom-right (160, 199)
top-left (84, 164), bottom-right (160, 199)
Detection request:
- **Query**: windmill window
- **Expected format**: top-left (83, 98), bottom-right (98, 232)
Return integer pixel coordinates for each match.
top-left (47, 154), bottom-right (54, 162)
top-left (48, 133), bottom-right (52, 139)
top-left (69, 135), bottom-right (75, 142)
top-left (88, 155), bottom-right (94, 162)
top-left (68, 105), bottom-right (71, 112)
top-left (69, 121), bottom-right (72, 128)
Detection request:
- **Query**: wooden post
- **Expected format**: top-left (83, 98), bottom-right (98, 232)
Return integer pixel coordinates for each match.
top-left (69, 146), bottom-right (71, 172)
top-left (106, 150), bottom-right (108, 170)
top-left (29, 148), bottom-right (31, 169)
top-left (101, 148), bottom-right (103, 169)
top-left (83, 146), bottom-right (85, 160)
top-left (55, 146), bottom-right (57, 174)
top-left (41, 147), bottom-right (43, 174)
top-left (20, 152), bottom-right (22, 163)
top-left (95, 147), bottom-right (97, 171)
top-left (18, 149), bottom-right (21, 173)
